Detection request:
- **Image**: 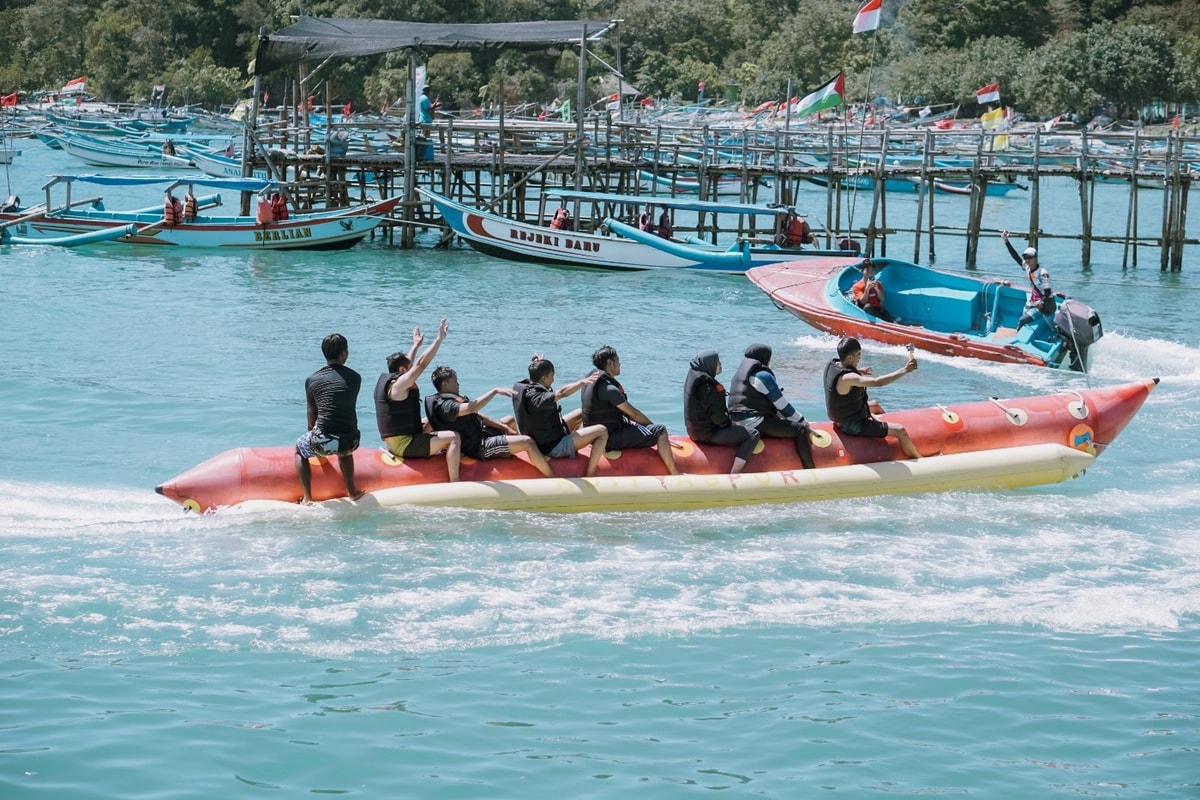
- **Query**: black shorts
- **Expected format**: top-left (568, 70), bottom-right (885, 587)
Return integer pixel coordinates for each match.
top-left (836, 417), bottom-right (889, 438)
top-left (465, 435), bottom-right (512, 460)
top-left (606, 422), bottom-right (666, 450)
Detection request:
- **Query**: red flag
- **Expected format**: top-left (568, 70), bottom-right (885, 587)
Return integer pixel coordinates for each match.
top-left (0, 92), bottom-right (17, 107)
top-left (975, 82), bottom-right (1000, 105)
top-left (853, 0), bottom-right (882, 33)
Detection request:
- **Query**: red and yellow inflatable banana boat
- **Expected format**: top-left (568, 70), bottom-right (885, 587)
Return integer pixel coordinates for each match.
top-left (155, 379), bottom-right (1155, 513)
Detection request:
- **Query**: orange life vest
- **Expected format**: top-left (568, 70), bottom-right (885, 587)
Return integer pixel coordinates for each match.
top-left (549, 207), bottom-right (571, 230)
top-left (782, 217), bottom-right (811, 247)
top-left (163, 196), bottom-right (181, 227)
top-left (182, 193), bottom-right (197, 222)
top-left (852, 278), bottom-right (884, 308)
top-left (270, 194), bottom-right (288, 221)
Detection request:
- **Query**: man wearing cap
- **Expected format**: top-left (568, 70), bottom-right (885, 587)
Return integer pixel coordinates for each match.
top-left (1001, 230), bottom-right (1055, 329)
top-left (823, 337), bottom-right (923, 459)
top-left (728, 343), bottom-right (815, 469)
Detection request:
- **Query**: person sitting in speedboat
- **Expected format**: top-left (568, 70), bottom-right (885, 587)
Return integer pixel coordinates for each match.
top-left (851, 259), bottom-right (897, 323)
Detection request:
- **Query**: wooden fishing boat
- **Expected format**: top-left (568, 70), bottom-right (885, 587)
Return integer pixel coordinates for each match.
top-left (420, 187), bottom-right (845, 273)
top-left (0, 174), bottom-right (399, 250)
top-left (746, 256), bottom-right (1104, 370)
top-left (189, 147), bottom-right (271, 180)
top-left (155, 379), bottom-right (1156, 513)
top-left (57, 130), bottom-right (195, 169)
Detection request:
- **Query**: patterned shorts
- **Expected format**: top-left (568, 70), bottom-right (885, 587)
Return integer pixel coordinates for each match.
top-left (296, 428), bottom-right (360, 458)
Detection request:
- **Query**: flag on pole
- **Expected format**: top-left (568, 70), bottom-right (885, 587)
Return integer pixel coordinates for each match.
top-left (0, 92), bottom-right (17, 107)
top-left (795, 72), bottom-right (845, 119)
top-left (975, 82), bottom-right (1000, 105)
top-left (61, 76), bottom-right (87, 95)
top-left (853, 0), bottom-right (882, 33)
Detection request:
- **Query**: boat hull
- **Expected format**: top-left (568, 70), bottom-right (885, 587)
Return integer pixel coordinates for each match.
top-left (156, 380), bottom-right (1156, 512)
top-left (747, 257), bottom-right (1098, 369)
top-left (0, 197), bottom-right (399, 250)
top-left (421, 188), bottom-right (836, 273)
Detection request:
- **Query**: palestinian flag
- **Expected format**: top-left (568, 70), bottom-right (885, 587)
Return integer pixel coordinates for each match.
top-left (795, 72), bottom-right (844, 119)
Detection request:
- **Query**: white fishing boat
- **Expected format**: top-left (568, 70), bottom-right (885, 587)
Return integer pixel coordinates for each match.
top-left (420, 187), bottom-right (848, 273)
top-left (0, 174), bottom-right (399, 250)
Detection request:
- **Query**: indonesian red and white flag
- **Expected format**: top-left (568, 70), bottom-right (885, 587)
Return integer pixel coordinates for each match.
top-left (853, 0), bottom-right (882, 33)
top-left (61, 76), bottom-right (87, 95)
top-left (975, 82), bottom-right (1000, 105)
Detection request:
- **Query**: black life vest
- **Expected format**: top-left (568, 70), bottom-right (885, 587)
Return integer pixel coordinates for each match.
top-left (374, 372), bottom-right (423, 438)
top-left (512, 378), bottom-right (568, 454)
top-left (425, 392), bottom-right (485, 455)
top-left (581, 372), bottom-right (627, 432)
top-left (683, 368), bottom-right (729, 439)
top-left (823, 358), bottom-right (869, 426)
top-left (728, 357), bottom-right (774, 418)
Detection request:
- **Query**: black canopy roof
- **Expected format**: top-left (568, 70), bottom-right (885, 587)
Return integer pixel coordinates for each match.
top-left (253, 17), bottom-right (617, 75)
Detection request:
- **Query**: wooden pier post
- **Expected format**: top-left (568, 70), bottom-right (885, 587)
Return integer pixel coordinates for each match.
top-left (1077, 128), bottom-right (1093, 267)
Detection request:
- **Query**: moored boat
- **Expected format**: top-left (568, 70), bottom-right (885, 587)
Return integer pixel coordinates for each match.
top-left (57, 130), bottom-right (195, 169)
top-left (420, 187), bottom-right (846, 272)
top-left (156, 379), bottom-right (1156, 513)
top-left (747, 256), bottom-right (1104, 370)
top-left (0, 174), bottom-right (399, 250)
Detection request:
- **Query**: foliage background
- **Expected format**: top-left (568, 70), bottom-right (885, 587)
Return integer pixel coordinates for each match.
top-left (0, 0), bottom-right (1194, 118)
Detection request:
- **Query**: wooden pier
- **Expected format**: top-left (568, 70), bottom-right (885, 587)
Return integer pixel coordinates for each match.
top-left (248, 116), bottom-right (1197, 271)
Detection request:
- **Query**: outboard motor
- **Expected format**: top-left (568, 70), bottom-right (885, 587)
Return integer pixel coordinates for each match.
top-left (1054, 298), bottom-right (1103, 371)
top-left (0, 194), bottom-right (19, 212)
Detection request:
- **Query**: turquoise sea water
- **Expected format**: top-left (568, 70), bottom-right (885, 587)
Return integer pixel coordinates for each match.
top-left (2, 143), bottom-right (1198, 797)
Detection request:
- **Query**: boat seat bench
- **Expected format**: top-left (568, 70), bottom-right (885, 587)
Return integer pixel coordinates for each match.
top-left (894, 286), bottom-right (981, 330)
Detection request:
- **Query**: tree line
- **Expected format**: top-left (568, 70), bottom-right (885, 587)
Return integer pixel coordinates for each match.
top-left (0, 0), bottom-right (1196, 119)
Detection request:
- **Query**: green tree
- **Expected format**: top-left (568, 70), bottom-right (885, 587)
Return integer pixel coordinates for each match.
top-left (895, 0), bottom-right (1052, 50)
top-left (165, 48), bottom-right (244, 106)
top-left (19, 0), bottom-right (91, 89)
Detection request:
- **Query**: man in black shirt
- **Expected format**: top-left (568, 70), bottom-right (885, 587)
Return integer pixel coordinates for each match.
top-left (295, 332), bottom-right (363, 502)
top-left (425, 366), bottom-right (554, 477)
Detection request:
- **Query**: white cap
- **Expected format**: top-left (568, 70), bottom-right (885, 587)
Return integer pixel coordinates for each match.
top-left (1022, 246), bottom-right (1038, 258)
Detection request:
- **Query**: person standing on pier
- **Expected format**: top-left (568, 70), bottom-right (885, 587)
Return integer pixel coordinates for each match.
top-left (1001, 230), bottom-right (1056, 329)
top-left (418, 85), bottom-right (439, 124)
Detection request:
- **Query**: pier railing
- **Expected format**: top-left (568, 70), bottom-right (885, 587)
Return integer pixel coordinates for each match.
top-left (248, 115), bottom-right (1196, 270)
